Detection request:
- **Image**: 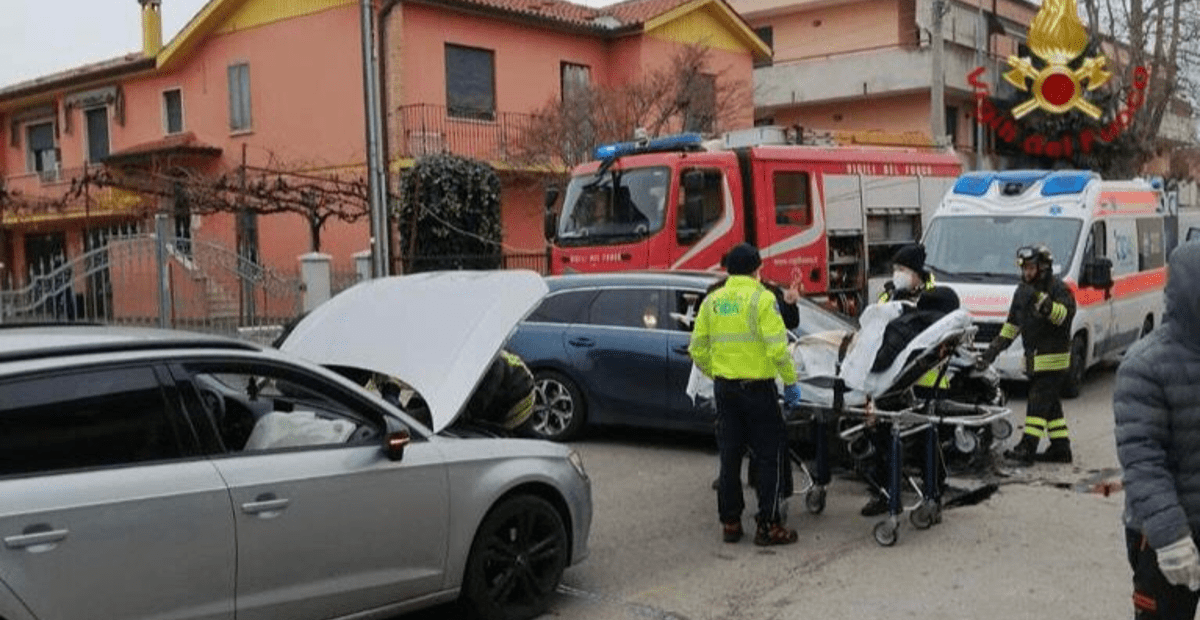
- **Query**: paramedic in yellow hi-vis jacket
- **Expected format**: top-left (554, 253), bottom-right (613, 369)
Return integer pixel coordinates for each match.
top-left (690, 243), bottom-right (803, 546)
top-left (978, 244), bottom-right (1076, 464)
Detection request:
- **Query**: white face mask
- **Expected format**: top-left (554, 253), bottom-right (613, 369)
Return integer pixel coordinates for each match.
top-left (892, 271), bottom-right (914, 291)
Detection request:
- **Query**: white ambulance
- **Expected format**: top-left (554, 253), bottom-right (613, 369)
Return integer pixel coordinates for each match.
top-left (922, 170), bottom-right (1167, 397)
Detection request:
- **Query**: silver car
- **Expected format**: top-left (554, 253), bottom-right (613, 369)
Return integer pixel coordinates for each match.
top-left (0, 270), bottom-right (591, 620)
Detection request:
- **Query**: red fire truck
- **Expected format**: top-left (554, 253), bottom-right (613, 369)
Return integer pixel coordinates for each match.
top-left (543, 127), bottom-right (964, 315)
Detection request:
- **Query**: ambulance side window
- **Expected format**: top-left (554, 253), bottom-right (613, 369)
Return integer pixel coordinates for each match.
top-left (1084, 222), bottom-right (1106, 260)
top-left (1136, 218), bottom-right (1165, 271)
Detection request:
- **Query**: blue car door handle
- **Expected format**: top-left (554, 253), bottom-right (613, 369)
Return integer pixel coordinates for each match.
top-left (242, 494), bottom-right (290, 517)
top-left (5, 527), bottom-right (69, 551)
top-left (568, 337), bottom-right (595, 348)
top-left (672, 345), bottom-right (690, 355)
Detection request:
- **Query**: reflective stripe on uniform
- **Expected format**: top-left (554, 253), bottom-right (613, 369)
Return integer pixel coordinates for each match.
top-left (1049, 302), bottom-right (1068, 325)
top-left (999, 322), bottom-right (1019, 339)
top-left (915, 368), bottom-right (950, 389)
top-left (1047, 417), bottom-right (1070, 439)
top-left (1024, 415), bottom-right (1048, 438)
top-left (1033, 352), bottom-right (1071, 372)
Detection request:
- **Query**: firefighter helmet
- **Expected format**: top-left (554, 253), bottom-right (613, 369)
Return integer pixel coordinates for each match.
top-left (1016, 244), bottom-right (1053, 267)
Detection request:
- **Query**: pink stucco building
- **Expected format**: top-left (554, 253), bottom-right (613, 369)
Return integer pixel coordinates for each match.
top-left (0, 0), bottom-right (765, 317)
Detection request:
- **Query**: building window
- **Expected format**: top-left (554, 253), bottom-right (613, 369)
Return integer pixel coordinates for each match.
top-left (228, 63), bottom-right (252, 132)
top-left (561, 62), bottom-right (590, 103)
top-left (163, 89), bottom-right (184, 134)
top-left (84, 107), bottom-right (110, 163)
top-left (445, 44), bottom-right (495, 121)
top-left (25, 121), bottom-right (58, 178)
top-left (753, 26), bottom-right (773, 68)
top-left (682, 73), bottom-right (716, 134)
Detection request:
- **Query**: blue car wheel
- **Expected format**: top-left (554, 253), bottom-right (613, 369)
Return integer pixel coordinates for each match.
top-left (532, 370), bottom-right (586, 441)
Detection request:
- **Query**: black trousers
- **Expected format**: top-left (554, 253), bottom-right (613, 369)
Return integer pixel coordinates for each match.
top-left (1025, 370), bottom-right (1067, 443)
top-left (714, 378), bottom-right (788, 525)
top-left (1127, 528), bottom-right (1200, 619)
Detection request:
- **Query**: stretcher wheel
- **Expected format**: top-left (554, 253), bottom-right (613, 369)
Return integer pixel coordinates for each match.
top-left (873, 520), bottom-right (899, 547)
top-left (804, 486), bottom-right (827, 514)
top-left (991, 418), bottom-right (1013, 441)
top-left (910, 503), bottom-right (937, 530)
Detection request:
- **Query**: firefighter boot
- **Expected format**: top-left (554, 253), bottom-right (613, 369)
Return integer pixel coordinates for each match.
top-left (1003, 435), bottom-right (1038, 464)
top-left (1037, 439), bottom-right (1073, 464)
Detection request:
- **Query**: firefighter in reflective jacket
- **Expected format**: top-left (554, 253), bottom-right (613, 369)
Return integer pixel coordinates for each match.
top-left (690, 243), bottom-right (801, 546)
top-left (979, 244), bottom-right (1076, 464)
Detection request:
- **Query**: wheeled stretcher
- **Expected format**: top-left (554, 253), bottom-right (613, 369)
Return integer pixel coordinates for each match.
top-left (784, 306), bottom-right (1013, 546)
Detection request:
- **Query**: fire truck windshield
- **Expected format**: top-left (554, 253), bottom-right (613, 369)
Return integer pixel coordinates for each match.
top-left (557, 166), bottom-right (669, 245)
top-left (924, 215), bottom-right (1081, 283)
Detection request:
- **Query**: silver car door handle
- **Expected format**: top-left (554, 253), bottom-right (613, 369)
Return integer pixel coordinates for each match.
top-left (241, 498), bottom-right (290, 515)
top-left (5, 528), bottom-right (69, 549)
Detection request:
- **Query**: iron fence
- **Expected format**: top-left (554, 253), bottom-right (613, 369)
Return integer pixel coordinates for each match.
top-left (0, 227), bottom-right (301, 339)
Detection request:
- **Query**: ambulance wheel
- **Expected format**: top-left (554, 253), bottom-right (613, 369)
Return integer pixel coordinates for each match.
top-left (873, 520), bottom-right (899, 547)
top-left (1061, 334), bottom-right (1087, 399)
top-left (531, 370), bottom-right (586, 441)
top-left (805, 486), bottom-right (827, 514)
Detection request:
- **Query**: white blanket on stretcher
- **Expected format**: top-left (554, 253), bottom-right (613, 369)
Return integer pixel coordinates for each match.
top-left (685, 303), bottom-right (973, 408)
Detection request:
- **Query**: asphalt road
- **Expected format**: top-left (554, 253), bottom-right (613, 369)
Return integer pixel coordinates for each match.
top-left (403, 365), bottom-right (1136, 620)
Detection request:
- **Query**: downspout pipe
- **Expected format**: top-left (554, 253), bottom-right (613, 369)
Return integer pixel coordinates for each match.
top-left (361, 0), bottom-right (391, 277)
top-left (378, 0), bottom-right (404, 274)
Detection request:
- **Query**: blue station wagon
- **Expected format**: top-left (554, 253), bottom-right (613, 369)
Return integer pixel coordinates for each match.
top-left (506, 271), bottom-right (855, 441)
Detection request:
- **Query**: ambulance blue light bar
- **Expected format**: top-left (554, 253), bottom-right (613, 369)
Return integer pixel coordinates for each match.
top-left (1041, 171), bottom-right (1097, 196)
top-left (593, 133), bottom-right (704, 160)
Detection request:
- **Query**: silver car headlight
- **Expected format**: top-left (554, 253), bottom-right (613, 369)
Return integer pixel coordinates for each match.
top-left (568, 450), bottom-right (588, 480)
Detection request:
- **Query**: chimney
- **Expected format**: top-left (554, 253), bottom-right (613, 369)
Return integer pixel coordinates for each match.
top-left (139, 0), bottom-right (163, 57)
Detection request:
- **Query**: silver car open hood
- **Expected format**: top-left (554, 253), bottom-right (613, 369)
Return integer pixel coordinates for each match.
top-left (280, 270), bottom-right (548, 433)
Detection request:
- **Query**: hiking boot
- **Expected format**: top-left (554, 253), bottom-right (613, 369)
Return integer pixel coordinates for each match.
top-left (722, 521), bottom-right (744, 543)
top-left (860, 494), bottom-right (889, 517)
top-left (753, 522), bottom-right (798, 546)
top-left (1036, 443), bottom-right (1073, 464)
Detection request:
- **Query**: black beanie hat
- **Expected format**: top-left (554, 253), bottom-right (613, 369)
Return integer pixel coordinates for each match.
top-left (724, 243), bottom-right (762, 276)
top-left (893, 244), bottom-right (926, 274)
top-left (917, 286), bottom-right (960, 315)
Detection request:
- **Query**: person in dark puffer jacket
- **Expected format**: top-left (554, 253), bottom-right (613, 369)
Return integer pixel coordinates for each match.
top-left (1116, 242), bottom-right (1200, 619)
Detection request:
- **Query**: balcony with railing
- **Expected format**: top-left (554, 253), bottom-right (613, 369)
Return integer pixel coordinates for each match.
top-left (395, 104), bottom-right (552, 168)
top-left (754, 44), bottom-right (1005, 110)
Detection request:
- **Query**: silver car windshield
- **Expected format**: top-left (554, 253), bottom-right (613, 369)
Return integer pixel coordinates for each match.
top-left (557, 166), bottom-right (669, 245)
top-left (924, 215), bottom-right (1082, 283)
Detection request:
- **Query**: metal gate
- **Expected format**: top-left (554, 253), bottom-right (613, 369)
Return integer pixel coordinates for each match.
top-left (0, 224), bottom-right (301, 340)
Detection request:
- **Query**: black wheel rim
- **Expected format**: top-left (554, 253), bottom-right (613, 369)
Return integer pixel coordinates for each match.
top-left (478, 508), bottom-right (566, 607)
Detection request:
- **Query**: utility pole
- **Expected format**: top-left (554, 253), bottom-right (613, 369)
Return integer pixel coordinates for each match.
top-left (360, 0), bottom-right (391, 278)
top-left (931, 0), bottom-right (947, 148)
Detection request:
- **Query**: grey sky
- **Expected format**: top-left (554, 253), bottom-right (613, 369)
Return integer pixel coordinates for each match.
top-left (1, 0), bottom-right (209, 88)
